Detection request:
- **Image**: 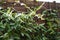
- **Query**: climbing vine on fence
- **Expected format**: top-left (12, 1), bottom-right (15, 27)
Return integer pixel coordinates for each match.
top-left (0, 2), bottom-right (60, 40)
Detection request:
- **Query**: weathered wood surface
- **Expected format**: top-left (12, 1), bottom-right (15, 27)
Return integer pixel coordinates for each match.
top-left (1, 1), bottom-right (60, 17)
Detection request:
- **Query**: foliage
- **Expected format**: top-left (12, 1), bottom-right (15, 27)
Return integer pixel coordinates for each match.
top-left (0, 3), bottom-right (60, 40)
top-left (42, 9), bottom-right (60, 40)
top-left (0, 7), bottom-right (45, 40)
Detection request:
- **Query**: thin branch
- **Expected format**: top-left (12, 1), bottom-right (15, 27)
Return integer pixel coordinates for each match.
top-left (36, 2), bottom-right (45, 11)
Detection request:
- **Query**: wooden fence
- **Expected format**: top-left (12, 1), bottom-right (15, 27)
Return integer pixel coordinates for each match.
top-left (1, 1), bottom-right (60, 17)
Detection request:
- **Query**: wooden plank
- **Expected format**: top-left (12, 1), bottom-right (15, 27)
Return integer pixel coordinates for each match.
top-left (5, 0), bottom-right (15, 2)
top-left (20, 0), bottom-right (34, 3)
top-left (14, 4), bottom-right (27, 12)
